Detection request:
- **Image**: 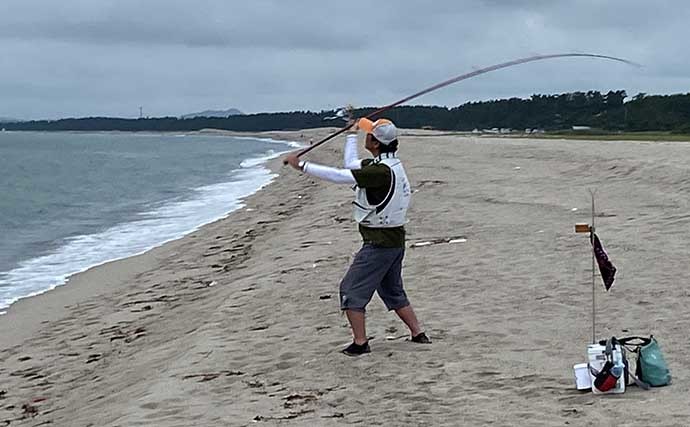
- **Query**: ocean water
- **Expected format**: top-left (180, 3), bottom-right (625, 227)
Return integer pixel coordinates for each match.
top-left (0, 131), bottom-right (299, 313)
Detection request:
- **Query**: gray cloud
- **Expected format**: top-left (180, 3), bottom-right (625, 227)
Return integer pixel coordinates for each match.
top-left (0, 0), bottom-right (366, 49)
top-left (0, 0), bottom-right (688, 119)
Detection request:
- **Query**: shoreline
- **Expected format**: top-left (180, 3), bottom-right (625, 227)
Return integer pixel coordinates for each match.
top-left (0, 130), bottom-right (311, 347)
top-left (6, 127), bottom-right (690, 143)
top-left (0, 131), bottom-right (305, 319)
top-left (1, 129), bottom-right (688, 425)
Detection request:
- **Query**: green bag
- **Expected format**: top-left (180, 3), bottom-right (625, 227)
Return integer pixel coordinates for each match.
top-left (620, 336), bottom-right (671, 387)
top-left (638, 337), bottom-right (671, 386)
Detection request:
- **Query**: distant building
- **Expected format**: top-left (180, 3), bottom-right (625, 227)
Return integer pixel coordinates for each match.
top-left (572, 126), bottom-right (592, 131)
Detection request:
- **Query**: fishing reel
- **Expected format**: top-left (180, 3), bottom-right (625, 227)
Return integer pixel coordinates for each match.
top-left (324, 104), bottom-right (354, 123)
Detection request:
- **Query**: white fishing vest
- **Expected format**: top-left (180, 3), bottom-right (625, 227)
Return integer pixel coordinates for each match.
top-left (353, 154), bottom-right (410, 227)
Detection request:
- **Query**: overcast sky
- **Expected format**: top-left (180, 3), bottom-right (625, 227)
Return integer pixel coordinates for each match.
top-left (1, 0), bottom-right (688, 120)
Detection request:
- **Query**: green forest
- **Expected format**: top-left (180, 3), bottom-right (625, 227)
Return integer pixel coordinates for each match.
top-left (3, 90), bottom-right (690, 133)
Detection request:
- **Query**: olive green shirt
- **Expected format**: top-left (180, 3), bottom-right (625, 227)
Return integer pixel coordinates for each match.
top-left (351, 159), bottom-right (405, 248)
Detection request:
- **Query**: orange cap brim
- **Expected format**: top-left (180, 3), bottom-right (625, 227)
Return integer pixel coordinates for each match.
top-left (358, 118), bottom-right (375, 134)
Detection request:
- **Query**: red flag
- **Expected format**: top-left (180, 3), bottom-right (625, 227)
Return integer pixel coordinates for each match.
top-left (591, 233), bottom-right (617, 291)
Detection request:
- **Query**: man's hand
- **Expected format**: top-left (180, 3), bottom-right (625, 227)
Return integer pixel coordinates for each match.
top-left (348, 118), bottom-right (359, 132)
top-left (284, 153), bottom-right (302, 171)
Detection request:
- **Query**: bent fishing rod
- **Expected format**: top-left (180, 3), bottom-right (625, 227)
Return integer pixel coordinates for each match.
top-left (284, 52), bottom-right (637, 164)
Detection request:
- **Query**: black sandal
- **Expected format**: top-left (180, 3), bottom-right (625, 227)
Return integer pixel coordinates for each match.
top-left (411, 332), bottom-right (432, 344)
top-left (342, 341), bottom-right (371, 356)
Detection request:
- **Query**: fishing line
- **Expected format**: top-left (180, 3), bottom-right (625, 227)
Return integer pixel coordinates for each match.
top-left (285, 52), bottom-right (638, 163)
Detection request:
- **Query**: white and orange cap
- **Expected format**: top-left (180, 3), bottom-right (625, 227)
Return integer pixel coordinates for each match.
top-left (358, 118), bottom-right (398, 145)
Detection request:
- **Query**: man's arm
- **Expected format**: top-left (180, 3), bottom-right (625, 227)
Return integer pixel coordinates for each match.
top-left (343, 133), bottom-right (362, 170)
top-left (303, 161), bottom-right (356, 184)
top-left (284, 153), bottom-right (356, 185)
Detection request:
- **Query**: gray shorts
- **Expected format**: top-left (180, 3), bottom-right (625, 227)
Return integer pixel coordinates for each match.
top-left (339, 244), bottom-right (410, 312)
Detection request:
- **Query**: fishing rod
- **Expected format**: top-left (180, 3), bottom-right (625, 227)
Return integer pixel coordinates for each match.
top-left (284, 52), bottom-right (637, 163)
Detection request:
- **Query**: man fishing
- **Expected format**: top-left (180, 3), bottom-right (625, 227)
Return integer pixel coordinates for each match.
top-left (285, 117), bottom-right (430, 356)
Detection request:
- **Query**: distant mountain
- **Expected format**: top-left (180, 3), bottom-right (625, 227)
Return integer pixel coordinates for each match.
top-left (0, 117), bottom-right (22, 123)
top-left (180, 108), bottom-right (243, 119)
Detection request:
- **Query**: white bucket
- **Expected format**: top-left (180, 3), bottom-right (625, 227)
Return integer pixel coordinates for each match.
top-left (587, 343), bottom-right (625, 394)
top-left (573, 363), bottom-right (591, 390)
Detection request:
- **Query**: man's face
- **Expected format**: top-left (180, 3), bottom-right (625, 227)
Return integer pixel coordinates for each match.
top-left (364, 133), bottom-right (379, 154)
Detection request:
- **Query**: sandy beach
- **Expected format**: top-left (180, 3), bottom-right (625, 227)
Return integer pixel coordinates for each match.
top-left (1, 128), bottom-right (689, 426)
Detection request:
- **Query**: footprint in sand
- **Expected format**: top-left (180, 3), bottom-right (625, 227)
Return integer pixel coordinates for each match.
top-left (140, 402), bottom-right (158, 410)
top-left (279, 352), bottom-right (299, 361)
top-left (273, 361), bottom-right (293, 370)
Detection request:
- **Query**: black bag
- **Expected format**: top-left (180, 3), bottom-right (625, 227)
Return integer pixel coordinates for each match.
top-left (596, 337), bottom-right (629, 385)
top-left (596, 337), bottom-right (651, 390)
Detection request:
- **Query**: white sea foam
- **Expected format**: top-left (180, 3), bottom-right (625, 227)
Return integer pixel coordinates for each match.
top-left (239, 138), bottom-right (303, 168)
top-left (0, 139), bottom-right (300, 314)
top-left (232, 135), bottom-right (303, 149)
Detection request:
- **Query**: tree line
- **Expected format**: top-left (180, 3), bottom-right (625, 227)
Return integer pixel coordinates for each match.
top-left (3, 90), bottom-right (690, 133)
